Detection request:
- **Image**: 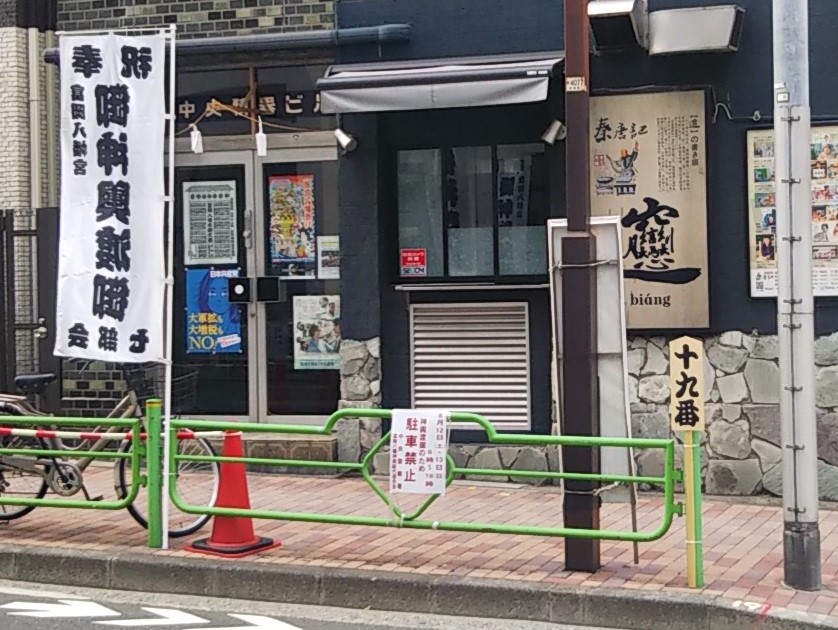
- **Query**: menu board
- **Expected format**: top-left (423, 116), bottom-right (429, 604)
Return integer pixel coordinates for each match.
top-left (748, 126), bottom-right (838, 297)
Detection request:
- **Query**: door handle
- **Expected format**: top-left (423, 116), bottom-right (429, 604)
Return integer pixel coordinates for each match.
top-left (243, 208), bottom-right (253, 249)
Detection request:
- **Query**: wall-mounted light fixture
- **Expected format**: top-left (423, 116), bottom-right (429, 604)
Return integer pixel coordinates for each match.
top-left (190, 124), bottom-right (204, 154)
top-left (541, 119), bottom-right (568, 145)
top-left (334, 128), bottom-right (358, 153)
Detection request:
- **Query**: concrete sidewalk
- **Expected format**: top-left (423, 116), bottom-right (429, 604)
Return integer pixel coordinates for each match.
top-left (0, 468), bottom-right (836, 629)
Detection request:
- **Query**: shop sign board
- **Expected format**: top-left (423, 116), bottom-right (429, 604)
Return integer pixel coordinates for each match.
top-left (589, 90), bottom-right (709, 330)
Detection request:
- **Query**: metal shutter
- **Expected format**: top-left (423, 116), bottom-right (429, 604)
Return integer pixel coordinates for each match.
top-left (409, 302), bottom-right (531, 430)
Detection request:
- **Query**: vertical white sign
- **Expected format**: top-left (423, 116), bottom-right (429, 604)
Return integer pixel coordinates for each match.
top-left (55, 34), bottom-right (166, 362)
top-left (389, 409), bottom-right (449, 495)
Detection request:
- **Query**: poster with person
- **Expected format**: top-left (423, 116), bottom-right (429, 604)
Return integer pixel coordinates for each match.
top-left (747, 126), bottom-right (838, 297)
top-left (185, 268), bottom-right (242, 354)
top-left (268, 174), bottom-right (316, 279)
top-left (293, 295), bottom-right (341, 370)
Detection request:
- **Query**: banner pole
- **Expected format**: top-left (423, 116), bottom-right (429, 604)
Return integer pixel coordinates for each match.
top-left (161, 24), bottom-right (177, 551)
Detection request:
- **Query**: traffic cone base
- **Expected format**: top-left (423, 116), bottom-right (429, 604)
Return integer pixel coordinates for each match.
top-left (185, 535), bottom-right (281, 559)
top-left (184, 430), bottom-right (281, 559)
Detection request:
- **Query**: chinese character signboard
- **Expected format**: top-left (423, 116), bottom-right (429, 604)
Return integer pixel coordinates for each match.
top-left (389, 409), bottom-right (449, 495)
top-left (55, 34), bottom-right (166, 362)
top-left (668, 336), bottom-right (706, 432)
top-left (268, 174), bottom-right (316, 279)
top-left (400, 248), bottom-right (427, 277)
top-left (183, 181), bottom-right (238, 266)
top-left (293, 295), bottom-right (340, 370)
top-left (590, 91), bottom-right (709, 329)
top-left (185, 268), bottom-right (242, 354)
top-left (748, 126), bottom-right (838, 297)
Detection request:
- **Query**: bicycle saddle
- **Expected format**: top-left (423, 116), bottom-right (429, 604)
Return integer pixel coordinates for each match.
top-left (14, 373), bottom-right (57, 395)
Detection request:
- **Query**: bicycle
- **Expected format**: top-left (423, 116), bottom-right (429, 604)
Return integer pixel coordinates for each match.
top-left (0, 363), bottom-right (220, 538)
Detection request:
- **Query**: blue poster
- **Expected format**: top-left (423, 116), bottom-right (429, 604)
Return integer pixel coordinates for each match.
top-left (185, 268), bottom-right (242, 354)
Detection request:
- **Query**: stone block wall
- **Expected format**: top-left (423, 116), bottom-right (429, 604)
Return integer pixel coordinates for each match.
top-left (630, 332), bottom-right (838, 500)
top-left (56, 0), bottom-right (335, 38)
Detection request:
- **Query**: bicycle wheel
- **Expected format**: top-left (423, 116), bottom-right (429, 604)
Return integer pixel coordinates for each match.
top-left (0, 411), bottom-right (49, 520)
top-left (117, 436), bottom-right (219, 538)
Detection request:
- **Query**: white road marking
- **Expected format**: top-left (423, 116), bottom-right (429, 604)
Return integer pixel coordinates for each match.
top-left (212, 614), bottom-right (303, 630)
top-left (97, 606), bottom-right (210, 626)
top-left (1, 599), bottom-right (121, 618)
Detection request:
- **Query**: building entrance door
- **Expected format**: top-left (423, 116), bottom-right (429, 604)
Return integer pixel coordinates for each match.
top-left (174, 133), bottom-right (340, 423)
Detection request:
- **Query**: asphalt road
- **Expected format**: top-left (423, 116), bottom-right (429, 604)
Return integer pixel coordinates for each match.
top-left (0, 579), bottom-right (624, 630)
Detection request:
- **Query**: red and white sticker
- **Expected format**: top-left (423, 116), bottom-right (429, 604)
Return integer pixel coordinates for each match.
top-left (400, 248), bottom-right (427, 277)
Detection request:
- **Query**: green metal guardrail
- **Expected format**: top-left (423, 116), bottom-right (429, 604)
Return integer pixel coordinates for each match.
top-left (0, 408), bottom-right (151, 536)
top-left (168, 409), bottom-right (682, 543)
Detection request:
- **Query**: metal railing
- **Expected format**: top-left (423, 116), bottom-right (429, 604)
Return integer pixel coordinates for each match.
top-left (168, 409), bottom-right (681, 544)
top-left (0, 414), bottom-right (144, 512)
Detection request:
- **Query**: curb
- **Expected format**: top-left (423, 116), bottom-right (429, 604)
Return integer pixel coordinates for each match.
top-left (0, 544), bottom-right (834, 630)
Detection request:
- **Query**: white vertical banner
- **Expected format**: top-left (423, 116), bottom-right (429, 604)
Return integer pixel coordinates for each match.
top-left (55, 33), bottom-right (166, 362)
top-left (389, 409), bottom-right (449, 495)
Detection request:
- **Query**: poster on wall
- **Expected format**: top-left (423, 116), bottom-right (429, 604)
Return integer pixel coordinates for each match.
top-left (589, 90), bottom-right (709, 330)
top-left (293, 295), bottom-right (341, 370)
top-left (317, 235), bottom-right (340, 279)
top-left (55, 33), bottom-right (166, 362)
top-left (268, 174), bottom-right (316, 279)
top-left (182, 181), bottom-right (238, 266)
top-left (747, 126), bottom-right (838, 297)
top-left (185, 268), bottom-right (242, 354)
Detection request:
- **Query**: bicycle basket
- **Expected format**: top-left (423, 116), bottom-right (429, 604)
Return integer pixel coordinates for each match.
top-left (122, 364), bottom-right (199, 416)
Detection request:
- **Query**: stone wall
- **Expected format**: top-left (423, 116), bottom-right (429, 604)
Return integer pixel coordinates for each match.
top-left (336, 338), bottom-right (383, 463)
top-left (630, 332), bottom-right (838, 500)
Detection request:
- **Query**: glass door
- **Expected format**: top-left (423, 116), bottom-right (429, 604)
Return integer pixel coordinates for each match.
top-left (174, 151), bottom-right (257, 419)
top-left (254, 147), bottom-right (341, 422)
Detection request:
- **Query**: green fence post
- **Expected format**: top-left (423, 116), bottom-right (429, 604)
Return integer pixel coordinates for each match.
top-left (146, 399), bottom-right (163, 549)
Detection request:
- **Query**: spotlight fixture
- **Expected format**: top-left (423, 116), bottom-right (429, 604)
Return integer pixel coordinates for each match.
top-left (255, 117), bottom-right (267, 157)
top-left (541, 119), bottom-right (567, 145)
top-left (190, 124), bottom-right (204, 154)
top-left (334, 128), bottom-right (358, 153)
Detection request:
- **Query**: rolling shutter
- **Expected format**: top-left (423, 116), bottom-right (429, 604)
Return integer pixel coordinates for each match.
top-left (410, 302), bottom-right (531, 429)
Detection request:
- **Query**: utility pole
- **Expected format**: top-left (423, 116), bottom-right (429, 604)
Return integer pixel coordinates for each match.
top-left (561, 0), bottom-right (600, 571)
top-left (773, 0), bottom-right (821, 591)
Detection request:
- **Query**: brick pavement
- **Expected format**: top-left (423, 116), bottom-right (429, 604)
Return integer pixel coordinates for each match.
top-left (2, 467), bottom-right (837, 620)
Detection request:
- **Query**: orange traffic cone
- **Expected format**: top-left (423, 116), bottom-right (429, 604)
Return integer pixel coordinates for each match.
top-left (185, 431), bottom-right (281, 558)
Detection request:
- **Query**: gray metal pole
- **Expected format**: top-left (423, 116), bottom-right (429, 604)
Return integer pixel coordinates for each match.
top-left (772, 0), bottom-right (821, 591)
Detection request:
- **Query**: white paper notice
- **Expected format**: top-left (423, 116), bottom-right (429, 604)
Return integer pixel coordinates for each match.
top-left (389, 409), bottom-right (449, 495)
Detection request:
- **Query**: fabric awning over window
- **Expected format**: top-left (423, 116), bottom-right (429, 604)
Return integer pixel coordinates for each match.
top-left (316, 52), bottom-right (564, 114)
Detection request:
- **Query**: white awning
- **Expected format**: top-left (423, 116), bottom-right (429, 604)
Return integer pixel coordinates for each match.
top-left (317, 52), bottom-right (564, 114)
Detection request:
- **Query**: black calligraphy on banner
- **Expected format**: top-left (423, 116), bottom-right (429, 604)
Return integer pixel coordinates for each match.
top-left (63, 36), bottom-right (158, 357)
top-left (621, 197), bottom-right (702, 285)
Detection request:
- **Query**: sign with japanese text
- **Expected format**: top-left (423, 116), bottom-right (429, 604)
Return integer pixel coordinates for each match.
top-left (185, 268), bottom-right (242, 354)
top-left (590, 91), bottom-right (709, 330)
top-left (399, 248), bottom-right (427, 277)
top-left (747, 126), bottom-right (838, 297)
top-left (55, 33), bottom-right (166, 362)
top-left (668, 336), bottom-right (706, 432)
top-left (183, 180), bottom-right (238, 266)
top-left (389, 409), bottom-right (449, 495)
